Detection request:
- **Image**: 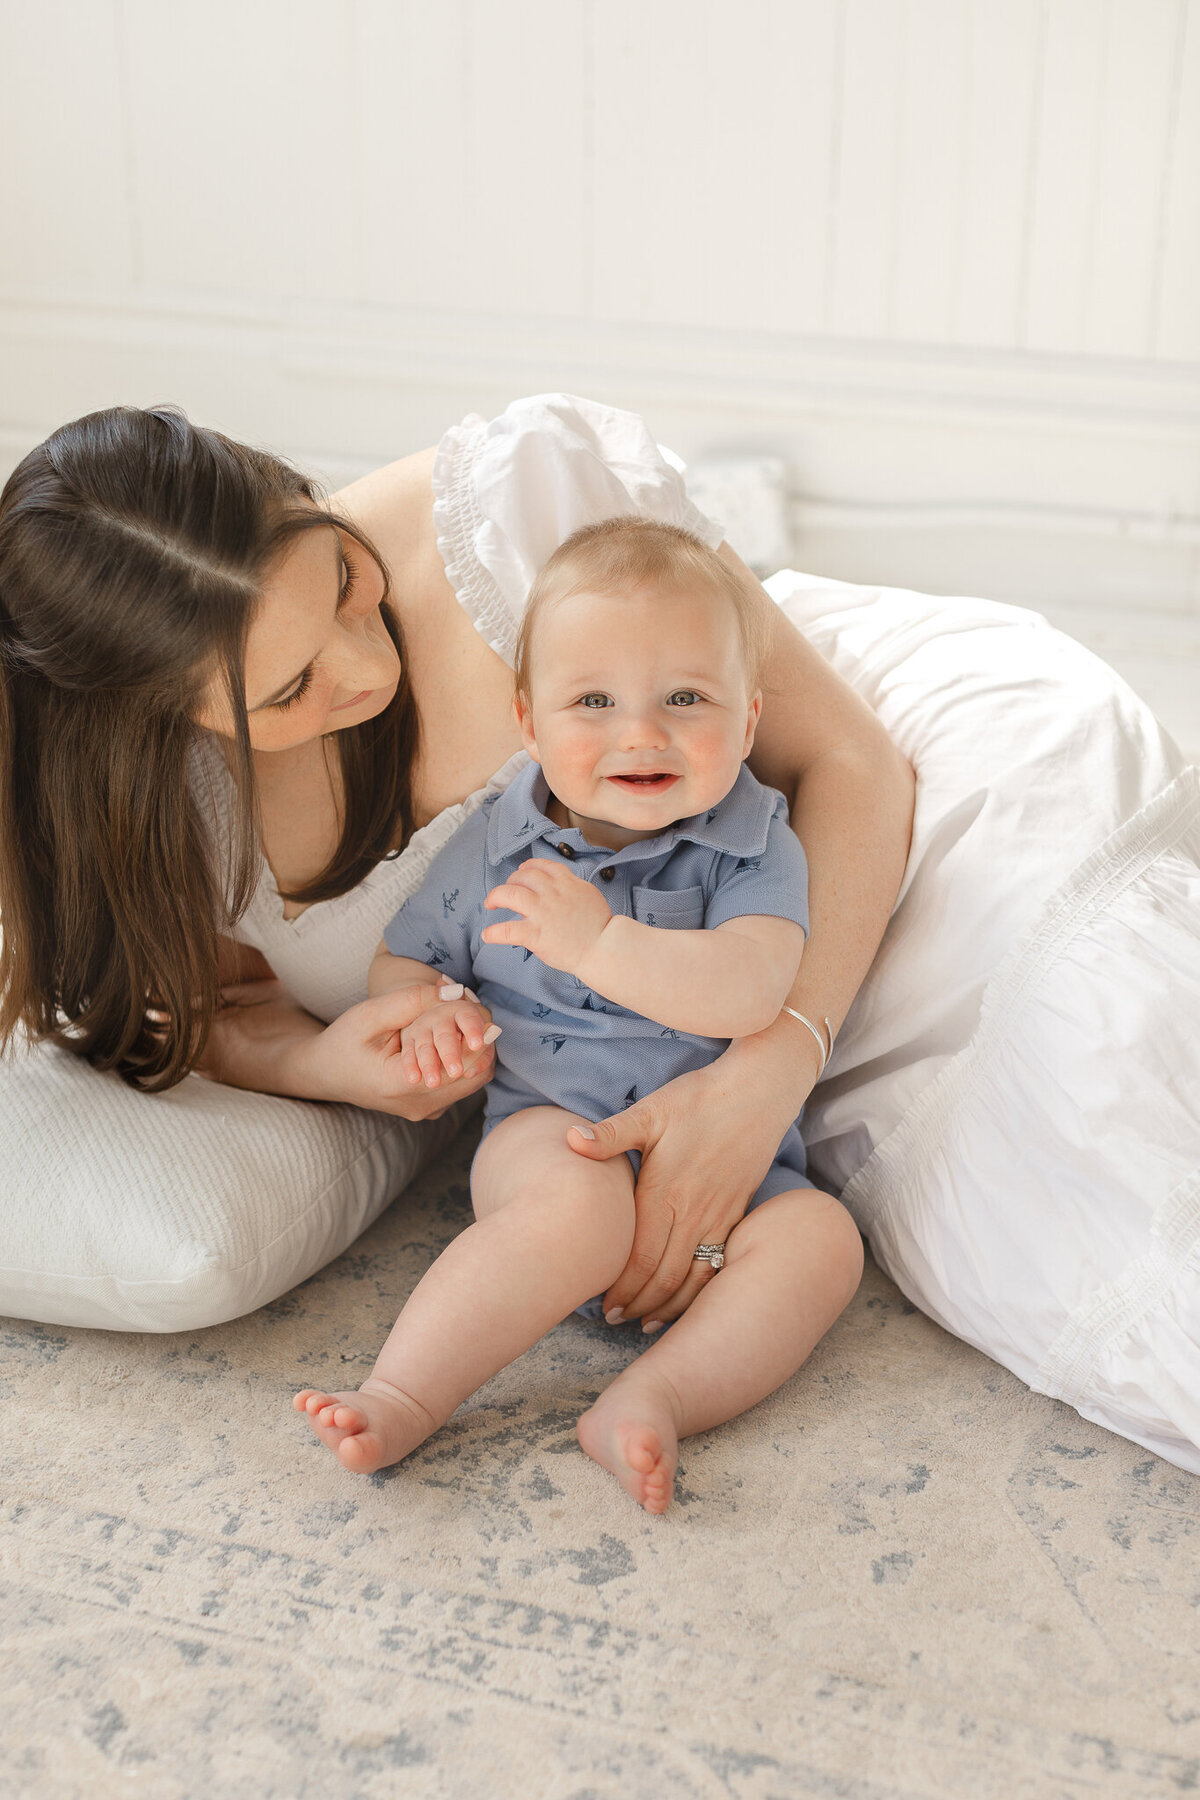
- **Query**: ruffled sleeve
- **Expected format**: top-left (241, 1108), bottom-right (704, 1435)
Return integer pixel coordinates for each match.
top-left (431, 392), bottom-right (725, 665)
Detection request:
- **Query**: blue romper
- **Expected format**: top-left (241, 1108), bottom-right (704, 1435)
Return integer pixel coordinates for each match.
top-left (383, 758), bottom-right (814, 1318)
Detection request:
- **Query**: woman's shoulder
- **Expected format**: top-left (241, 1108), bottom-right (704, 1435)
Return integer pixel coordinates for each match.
top-left (336, 394), bottom-right (725, 667)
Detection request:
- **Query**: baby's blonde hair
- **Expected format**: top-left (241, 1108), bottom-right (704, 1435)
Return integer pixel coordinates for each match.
top-left (513, 518), bottom-right (770, 704)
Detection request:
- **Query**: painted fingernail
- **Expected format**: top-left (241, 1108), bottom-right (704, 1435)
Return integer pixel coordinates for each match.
top-left (573, 1125), bottom-right (594, 1139)
top-left (604, 1307), bottom-right (625, 1325)
top-left (641, 1320), bottom-right (664, 1335)
top-left (482, 1024), bottom-right (502, 1044)
top-left (438, 982), bottom-right (464, 999)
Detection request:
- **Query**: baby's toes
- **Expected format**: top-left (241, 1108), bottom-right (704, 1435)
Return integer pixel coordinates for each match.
top-left (641, 1464), bottom-right (673, 1514)
top-left (328, 1403), bottom-right (366, 1432)
top-left (337, 1430), bottom-right (385, 1473)
top-left (299, 1389), bottom-right (337, 1416)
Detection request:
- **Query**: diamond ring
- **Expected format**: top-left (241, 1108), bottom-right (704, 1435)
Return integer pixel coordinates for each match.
top-left (693, 1242), bottom-right (726, 1271)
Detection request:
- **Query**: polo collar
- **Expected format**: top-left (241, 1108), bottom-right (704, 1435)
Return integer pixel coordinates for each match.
top-left (487, 759), bottom-right (776, 864)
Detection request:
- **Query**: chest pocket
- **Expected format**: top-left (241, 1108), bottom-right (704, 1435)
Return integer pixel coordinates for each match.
top-left (631, 884), bottom-right (706, 930)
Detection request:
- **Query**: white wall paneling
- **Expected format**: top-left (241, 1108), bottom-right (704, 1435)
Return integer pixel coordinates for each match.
top-left (1, 0), bottom-right (1198, 752)
top-left (1158, 0), bottom-right (1200, 360)
top-left (0, 2), bottom-right (135, 291)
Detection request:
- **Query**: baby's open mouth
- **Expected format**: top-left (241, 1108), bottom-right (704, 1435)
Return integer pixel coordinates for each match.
top-left (608, 773), bottom-right (678, 791)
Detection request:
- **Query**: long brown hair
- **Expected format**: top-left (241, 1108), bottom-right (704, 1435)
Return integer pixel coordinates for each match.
top-left (0, 405), bottom-right (419, 1091)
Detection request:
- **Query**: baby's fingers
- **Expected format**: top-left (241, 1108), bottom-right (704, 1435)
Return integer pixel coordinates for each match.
top-left (430, 1016), bottom-right (469, 1081)
top-left (414, 1034), bottom-right (448, 1089)
top-left (484, 881), bottom-right (535, 916)
top-left (452, 1000), bottom-right (494, 1052)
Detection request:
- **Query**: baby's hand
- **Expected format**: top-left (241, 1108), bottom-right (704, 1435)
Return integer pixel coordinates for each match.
top-left (481, 858), bottom-right (612, 974)
top-left (399, 985), bottom-right (500, 1090)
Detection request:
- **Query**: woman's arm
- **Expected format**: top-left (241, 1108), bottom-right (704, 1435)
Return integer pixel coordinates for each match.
top-left (571, 543), bottom-right (915, 1324)
top-left (725, 542), bottom-right (915, 1052)
top-left (196, 976), bottom-right (496, 1120)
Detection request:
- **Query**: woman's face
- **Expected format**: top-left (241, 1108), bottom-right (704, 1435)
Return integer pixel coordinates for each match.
top-left (195, 522), bottom-right (401, 751)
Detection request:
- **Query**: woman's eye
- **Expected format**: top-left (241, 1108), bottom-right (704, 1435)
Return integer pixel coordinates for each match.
top-left (578, 693), bottom-right (612, 709)
top-left (668, 690), bottom-right (701, 707)
top-left (274, 664), bottom-right (315, 712)
top-left (339, 552), bottom-right (356, 604)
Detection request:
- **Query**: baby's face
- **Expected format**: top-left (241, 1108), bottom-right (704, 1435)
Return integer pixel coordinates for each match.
top-left (516, 582), bottom-right (761, 838)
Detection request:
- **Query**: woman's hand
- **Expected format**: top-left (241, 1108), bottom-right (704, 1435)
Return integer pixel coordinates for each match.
top-left (398, 991), bottom-right (501, 1091)
top-left (566, 1026), bottom-right (824, 1327)
top-left (197, 977), bottom-right (496, 1117)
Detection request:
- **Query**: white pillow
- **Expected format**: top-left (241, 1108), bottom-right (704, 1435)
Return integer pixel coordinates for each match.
top-left (4, 564), bottom-right (1195, 1477)
top-left (0, 1034), bottom-right (476, 1332)
top-left (769, 571), bottom-right (1200, 1472)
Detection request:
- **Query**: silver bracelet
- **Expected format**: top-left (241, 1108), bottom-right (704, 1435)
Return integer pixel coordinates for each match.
top-left (780, 1006), bottom-right (834, 1078)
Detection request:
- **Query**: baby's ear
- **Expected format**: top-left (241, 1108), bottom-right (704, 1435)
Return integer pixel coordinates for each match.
top-left (513, 692), bottom-right (541, 761)
top-left (742, 689), bottom-right (763, 757)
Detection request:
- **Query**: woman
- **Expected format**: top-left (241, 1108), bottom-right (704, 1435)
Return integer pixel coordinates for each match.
top-left (0, 394), bottom-right (914, 1330)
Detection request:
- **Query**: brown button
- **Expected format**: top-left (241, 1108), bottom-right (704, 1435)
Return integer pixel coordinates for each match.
top-left (599, 866), bottom-right (616, 881)
top-left (555, 841), bottom-right (576, 859)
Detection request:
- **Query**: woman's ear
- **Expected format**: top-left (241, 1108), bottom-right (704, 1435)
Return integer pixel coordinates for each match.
top-left (742, 690), bottom-right (763, 759)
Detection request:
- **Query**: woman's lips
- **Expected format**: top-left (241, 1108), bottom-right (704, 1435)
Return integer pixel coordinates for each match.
top-left (330, 688), bottom-right (372, 712)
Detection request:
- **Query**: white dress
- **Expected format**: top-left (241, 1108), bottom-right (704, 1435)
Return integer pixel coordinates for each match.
top-left (0, 395), bottom-right (723, 1335)
top-left (194, 393), bottom-right (726, 1025)
top-left (3, 392), bottom-right (1197, 1480)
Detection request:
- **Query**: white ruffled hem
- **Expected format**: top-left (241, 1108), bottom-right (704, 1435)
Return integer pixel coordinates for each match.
top-left (431, 414), bottom-right (520, 666)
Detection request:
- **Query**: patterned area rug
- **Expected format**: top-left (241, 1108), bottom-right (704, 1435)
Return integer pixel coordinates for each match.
top-left (3, 1119), bottom-right (1197, 1800)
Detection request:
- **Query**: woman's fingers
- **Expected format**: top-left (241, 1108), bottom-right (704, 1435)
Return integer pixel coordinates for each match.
top-left (600, 1202), bottom-right (675, 1324)
top-left (564, 1107), bottom-right (645, 1163)
top-left (361, 982), bottom-right (450, 1035)
top-left (611, 1221), bottom-right (716, 1324)
top-left (637, 1256), bottom-right (719, 1329)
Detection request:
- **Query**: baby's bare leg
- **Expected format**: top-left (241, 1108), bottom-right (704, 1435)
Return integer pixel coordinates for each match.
top-left (576, 1189), bottom-right (863, 1514)
top-left (295, 1107), bottom-right (634, 1473)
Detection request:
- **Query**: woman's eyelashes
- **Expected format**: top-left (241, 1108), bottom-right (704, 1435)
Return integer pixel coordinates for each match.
top-left (274, 664), bottom-right (315, 711)
top-left (272, 557), bottom-right (358, 712)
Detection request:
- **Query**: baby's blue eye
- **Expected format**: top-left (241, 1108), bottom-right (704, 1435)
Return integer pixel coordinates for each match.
top-left (579, 693), bottom-right (612, 709)
top-left (668, 690), bottom-right (700, 707)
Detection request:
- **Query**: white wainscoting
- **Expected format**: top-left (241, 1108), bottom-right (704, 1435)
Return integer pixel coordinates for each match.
top-left (2, 0), bottom-right (1198, 752)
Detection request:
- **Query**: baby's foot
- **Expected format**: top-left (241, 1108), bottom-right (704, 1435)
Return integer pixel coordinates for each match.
top-left (576, 1378), bottom-right (680, 1515)
top-left (292, 1378), bottom-right (437, 1474)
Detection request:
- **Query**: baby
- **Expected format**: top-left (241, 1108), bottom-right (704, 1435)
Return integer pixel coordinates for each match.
top-left (294, 518), bottom-right (863, 1513)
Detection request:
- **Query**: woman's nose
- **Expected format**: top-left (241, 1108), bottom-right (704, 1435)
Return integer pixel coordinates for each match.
top-left (328, 609), bottom-right (397, 693)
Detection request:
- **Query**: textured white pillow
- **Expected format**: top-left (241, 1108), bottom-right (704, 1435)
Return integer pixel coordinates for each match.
top-left (5, 562), bottom-right (1195, 1478)
top-left (0, 1035), bottom-right (476, 1332)
top-left (769, 571), bottom-right (1199, 1472)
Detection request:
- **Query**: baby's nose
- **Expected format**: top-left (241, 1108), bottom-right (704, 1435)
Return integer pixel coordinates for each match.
top-left (619, 710), bottom-right (669, 747)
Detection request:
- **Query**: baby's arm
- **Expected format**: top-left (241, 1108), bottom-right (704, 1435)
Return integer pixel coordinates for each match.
top-left (582, 912), bottom-right (805, 1038)
top-left (482, 859), bottom-right (803, 1038)
top-left (368, 943), bottom-right (445, 1000)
